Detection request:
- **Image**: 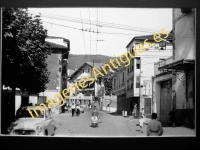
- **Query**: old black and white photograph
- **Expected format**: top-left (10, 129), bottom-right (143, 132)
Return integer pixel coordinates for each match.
top-left (0, 7), bottom-right (195, 137)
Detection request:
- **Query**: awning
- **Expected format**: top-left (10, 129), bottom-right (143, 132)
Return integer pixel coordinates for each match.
top-left (158, 59), bottom-right (194, 71)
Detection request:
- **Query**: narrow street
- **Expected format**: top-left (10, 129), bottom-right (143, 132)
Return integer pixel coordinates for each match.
top-left (53, 108), bottom-right (195, 137)
top-left (53, 109), bottom-right (135, 137)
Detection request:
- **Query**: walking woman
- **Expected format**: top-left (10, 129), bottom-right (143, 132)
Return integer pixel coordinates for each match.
top-left (132, 103), bottom-right (137, 118)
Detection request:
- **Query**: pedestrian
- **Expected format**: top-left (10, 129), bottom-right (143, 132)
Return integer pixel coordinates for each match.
top-left (168, 108), bottom-right (177, 127)
top-left (15, 105), bottom-right (24, 120)
top-left (147, 113), bottom-right (163, 136)
top-left (132, 103), bottom-right (137, 118)
top-left (64, 105), bottom-right (68, 113)
top-left (76, 104), bottom-right (80, 116)
top-left (138, 115), bottom-right (145, 133)
top-left (92, 106), bottom-right (102, 123)
top-left (106, 103), bottom-right (110, 112)
top-left (141, 108), bottom-right (145, 117)
top-left (71, 103), bottom-right (75, 117)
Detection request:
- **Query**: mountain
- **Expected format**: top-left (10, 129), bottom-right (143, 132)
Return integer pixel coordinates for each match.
top-left (68, 54), bottom-right (112, 70)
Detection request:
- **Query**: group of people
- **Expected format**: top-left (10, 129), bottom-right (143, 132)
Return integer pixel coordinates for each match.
top-left (70, 103), bottom-right (81, 117)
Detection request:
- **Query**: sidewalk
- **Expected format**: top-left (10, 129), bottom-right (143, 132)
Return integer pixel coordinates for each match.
top-left (103, 111), bottom-right (195, 137)
top-left (126, 117), bottom-right (195, 137)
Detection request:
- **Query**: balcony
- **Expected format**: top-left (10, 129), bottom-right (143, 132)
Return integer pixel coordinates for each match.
top-left (154, 57), bottom-right (173, 76)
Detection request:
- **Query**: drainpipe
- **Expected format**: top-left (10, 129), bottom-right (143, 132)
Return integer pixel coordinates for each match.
top-left (172, 9), bottom-right (175, 60)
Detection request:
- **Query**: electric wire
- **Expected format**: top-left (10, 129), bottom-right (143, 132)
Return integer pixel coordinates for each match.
top-left (88, 8), bottom-right (92, 60)
top-left (95, 8), bottom-right (98, 61)
top-left (42, 21), bottom-right (147, 36)
top-left (28, 10), bottom-right (169, 33)
top-left (80, 10), bottom-right (87, 63)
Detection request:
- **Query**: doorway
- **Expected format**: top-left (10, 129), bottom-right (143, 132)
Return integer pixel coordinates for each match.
top-left (21, 96), bottom-right (29, 106)
top-left (160, 79), bottom-right (172, 125)
top-left (144, 98), bottom-right (151, 115)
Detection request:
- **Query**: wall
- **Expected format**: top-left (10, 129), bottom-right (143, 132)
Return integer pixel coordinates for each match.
top-left (173, 8), bottom-right (195, 111)
top-left (29, 96), bottom-right (38, 106)
top-left (174, 9), bottom-right (195, 61)
top-left (45, 38), bottom-right (68, 48)
top-left (186, 69), bottom-right (194, 109)
top-left (45, 54), bottom-right (62, 91)
top-left (173, 74), bottom-right (186, 109)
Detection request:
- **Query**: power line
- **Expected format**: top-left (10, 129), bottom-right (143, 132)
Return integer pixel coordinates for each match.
top-left (95, 8), bottom-right (98, 61)
top-left (80, 10), bottom-right (87, 63)
top-left (28, 10), bottom-right (169, 33)
top-left (88, 8), bottom-right (92, 58)
top-left (42, 21), bottom-right (147, 36)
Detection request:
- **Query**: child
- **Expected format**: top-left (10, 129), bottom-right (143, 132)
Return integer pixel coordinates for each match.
top-left (141, 108), bottom-right (145, 117)
top-left (138, 115), bottom-right (145, 133)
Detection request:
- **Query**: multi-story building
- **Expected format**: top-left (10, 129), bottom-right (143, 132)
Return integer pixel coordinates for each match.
top-left (67, 62), bottom-right (104, 106)
top-left (112, 33), bottom-right (173, 116)
top-left (152, 8), bottom-right (195, 128)
top-left (8, 36), bottom-right (70, 114)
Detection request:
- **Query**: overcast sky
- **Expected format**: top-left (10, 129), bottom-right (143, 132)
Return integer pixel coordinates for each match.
top-left (28, 8), bottom-right (172, 57)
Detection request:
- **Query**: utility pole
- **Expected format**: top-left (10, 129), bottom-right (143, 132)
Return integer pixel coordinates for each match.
top-left (0, 8), bottom-right (2, 134)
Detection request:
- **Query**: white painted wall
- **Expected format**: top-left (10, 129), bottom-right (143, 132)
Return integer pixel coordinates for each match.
top-left (15, 96), bottom-right (21, 115)
top-left (29, 96), bottom-right (38, 106)
top-left (45, 38), bottom-right (68, 48)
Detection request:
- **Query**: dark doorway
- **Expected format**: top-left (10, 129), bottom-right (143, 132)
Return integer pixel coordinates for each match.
top-left (21, 96), bottom-right (29, 106)
top-left (144, 98), bottom-right (151, 114)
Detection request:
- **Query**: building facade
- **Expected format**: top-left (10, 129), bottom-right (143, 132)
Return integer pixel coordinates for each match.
top-left (112, 34), bottom-right (173, 116)
top-left (12, 36), bottom-right (70, 114)
top-left (152, 8), bottom-right (195, 128)
top-left (67, 62), bottom-right (104, 106)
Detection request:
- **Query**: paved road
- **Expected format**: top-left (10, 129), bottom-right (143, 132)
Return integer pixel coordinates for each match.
top-left (53, 109), bottom-right (135, 137)
top-left (53, 109), bottom-right (195, 137)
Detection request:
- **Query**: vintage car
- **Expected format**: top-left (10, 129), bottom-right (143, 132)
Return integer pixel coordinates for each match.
top-left (7, 106), bottom-right (56, 136)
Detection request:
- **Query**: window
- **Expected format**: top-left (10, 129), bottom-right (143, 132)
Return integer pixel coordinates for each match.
top-left (136, 58), bottom-right (140, 69)
top-left (122, 72), bottom-right (125, 83)
top-left (136, 76), bottom-right (140, 88)
top-left (135, 43), bottom-right (140, 50)
top-left (114, 78), bottom-right (116, 88)
top-left (131, 59), bottom-right (134, 71)
top-left (159, 42), bottom-right (166, 50)
top-left (131, 46), bottom-right (134, 53)
top-left (130, 60), bottom-right (132, 72)
top-left (88, 67), bottom-right (90, 72)
top-left (131, 78), bottom-right (133, 89)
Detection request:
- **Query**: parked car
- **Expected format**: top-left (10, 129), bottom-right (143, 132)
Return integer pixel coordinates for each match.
top-left (80, 105), bottom-right (84, 113)
top-left (7, 106), bottom-right (56, 136)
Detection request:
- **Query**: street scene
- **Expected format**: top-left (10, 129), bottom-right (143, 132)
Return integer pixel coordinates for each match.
top-left (53, 108), bottom-right (194, 137)
top-left (0, 8), bottom-right (195, 137)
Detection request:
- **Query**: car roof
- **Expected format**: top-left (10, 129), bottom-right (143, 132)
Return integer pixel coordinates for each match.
top-left (24, 106), bottom-right (48, 111)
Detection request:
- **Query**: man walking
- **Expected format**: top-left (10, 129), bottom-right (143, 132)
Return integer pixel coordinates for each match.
top-left (71, 103), bottom-right (75, 117)
top-left (147, 113), bottom-right (163, 136)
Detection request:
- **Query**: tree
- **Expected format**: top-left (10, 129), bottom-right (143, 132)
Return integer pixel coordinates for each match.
top-left (2, 8), bottom-right (51, 124)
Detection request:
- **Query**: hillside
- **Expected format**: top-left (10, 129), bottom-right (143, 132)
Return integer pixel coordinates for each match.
top-left (68, 54), bottom-right (112, 70)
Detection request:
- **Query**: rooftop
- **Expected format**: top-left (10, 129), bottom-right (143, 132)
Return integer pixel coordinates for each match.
top-left (69, 62), bottom-right (105, 80)
top-left (126, 33), bottom-right (173, 48)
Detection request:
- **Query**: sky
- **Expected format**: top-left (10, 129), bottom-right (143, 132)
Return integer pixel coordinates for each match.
top-left (28, 8), bottom-right (172, 57)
